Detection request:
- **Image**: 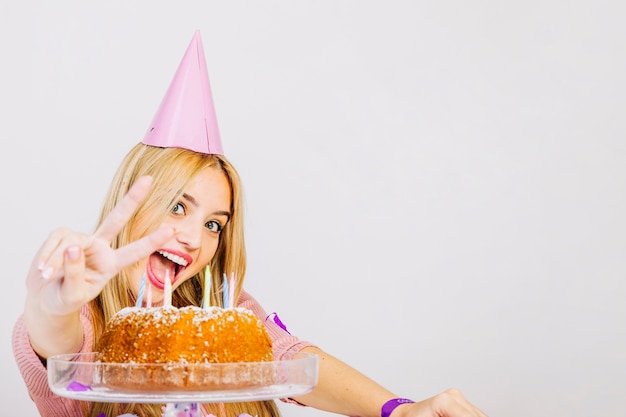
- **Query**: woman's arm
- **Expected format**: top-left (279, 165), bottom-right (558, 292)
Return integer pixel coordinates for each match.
top-left (292, 346), bottom-right (397, 416)
top-left (24, 297), bottom-right (83, 360)
top-left (293, 346), bottom-right (488, 417)
top-left (23, 176), bottom-right (173, 359)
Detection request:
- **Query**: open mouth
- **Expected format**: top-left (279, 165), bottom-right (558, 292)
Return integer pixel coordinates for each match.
top-left (146, 249), bottom-right (192, 290)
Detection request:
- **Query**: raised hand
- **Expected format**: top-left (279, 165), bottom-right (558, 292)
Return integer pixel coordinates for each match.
top-left (26, 176), bottom-right (174, 316)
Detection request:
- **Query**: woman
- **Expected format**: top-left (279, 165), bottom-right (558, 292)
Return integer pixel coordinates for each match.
top-left (12, 31), bottom-right (488, 417)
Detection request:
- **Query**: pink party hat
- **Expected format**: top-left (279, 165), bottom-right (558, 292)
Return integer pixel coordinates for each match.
top-left (142, 30), bottom-right (223, 154)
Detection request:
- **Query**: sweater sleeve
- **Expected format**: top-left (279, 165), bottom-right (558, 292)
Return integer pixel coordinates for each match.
top-left (237, 290), bottom-right (316, 358)
top-left (237, 290), bottom-right (316, 406)
top-left (11, 307), bottom-right (94, 417)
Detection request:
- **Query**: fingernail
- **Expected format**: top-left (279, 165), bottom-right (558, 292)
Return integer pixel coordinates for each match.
top-left (66, 246), bottom-right (80, 261)
top-left (41, 266), bottom-right (54, 280)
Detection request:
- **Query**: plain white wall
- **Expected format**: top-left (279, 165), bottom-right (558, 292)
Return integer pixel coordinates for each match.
top-left (2, 1), bottom-right (625, 416)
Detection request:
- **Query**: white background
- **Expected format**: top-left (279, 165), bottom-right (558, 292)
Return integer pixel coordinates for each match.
top-left (1, 1), bottom-right (625, 416)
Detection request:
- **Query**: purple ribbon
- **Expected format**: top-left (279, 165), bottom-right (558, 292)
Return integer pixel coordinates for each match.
top-left (266, 312), bottom-right (291, 335)
top-left (67, 381), bottom-right (92, 392)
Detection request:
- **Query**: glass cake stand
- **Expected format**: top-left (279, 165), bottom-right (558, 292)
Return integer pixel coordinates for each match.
top-left (48, 351), bottom-right (318, 416)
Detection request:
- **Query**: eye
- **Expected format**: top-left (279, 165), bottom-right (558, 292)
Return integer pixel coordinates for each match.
top-left (171, 202), bottom-right (185, 215)
top-left (205, 220), bottom-right (223, 233)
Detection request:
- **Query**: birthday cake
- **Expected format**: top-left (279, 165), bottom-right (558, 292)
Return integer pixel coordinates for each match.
top-left (94, 305), bottom-right (274, 391)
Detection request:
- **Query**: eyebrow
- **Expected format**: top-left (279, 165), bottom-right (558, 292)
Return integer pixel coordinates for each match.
top-left (182, 193), bottom-right (231, 219)
top-left (181, 192), bottom-right (199, 207)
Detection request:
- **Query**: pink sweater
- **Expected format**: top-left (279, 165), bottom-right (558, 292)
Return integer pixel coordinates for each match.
top-left (12, 290), bottom-right (313, 417)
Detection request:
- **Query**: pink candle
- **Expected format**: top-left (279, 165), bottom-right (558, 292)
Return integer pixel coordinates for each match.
top-left (229, 272), bottom-right (235, 308)
top-left (164, 270), bottom-right (172, 307)
top-left (146, 282), bottom-right (152, 308)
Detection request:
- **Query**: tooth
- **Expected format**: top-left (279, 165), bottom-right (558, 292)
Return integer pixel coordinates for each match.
top-left (158, 251), bottom-right (188, 267)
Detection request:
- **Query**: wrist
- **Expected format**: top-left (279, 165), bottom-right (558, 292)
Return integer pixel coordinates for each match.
top-left (381, 398), bottom-right (415, 417)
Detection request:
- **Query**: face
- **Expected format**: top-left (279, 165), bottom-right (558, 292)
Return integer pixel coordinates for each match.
top-left (130, 166), bottom-right (232, 304)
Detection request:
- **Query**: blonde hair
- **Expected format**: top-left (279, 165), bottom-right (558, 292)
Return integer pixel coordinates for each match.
top-left (86, 143), bottom-right (280, 417)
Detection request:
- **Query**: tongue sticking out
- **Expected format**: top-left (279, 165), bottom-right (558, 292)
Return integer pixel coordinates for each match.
top-left (148, 253), bottom-right (177, 289)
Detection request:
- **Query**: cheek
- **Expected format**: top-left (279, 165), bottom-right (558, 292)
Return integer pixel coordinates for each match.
top-left (172, 238), bottom-right (219, 291)
top-left (198, 236), bottom-right (220, 264)
top-left (189, 235), bottom-right (221, 273)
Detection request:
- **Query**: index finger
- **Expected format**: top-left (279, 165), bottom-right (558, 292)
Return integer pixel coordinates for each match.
top-left (92, 176), bottom-right (154, 242)
top-left (112, 224), bottom-right (175, 271)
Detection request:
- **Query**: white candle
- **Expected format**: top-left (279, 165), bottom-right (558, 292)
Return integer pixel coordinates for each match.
top-left (164, 270), bottom-right (172, 307)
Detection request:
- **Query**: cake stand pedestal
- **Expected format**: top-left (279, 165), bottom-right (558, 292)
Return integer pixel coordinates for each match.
top-left (47, 352), bottom-right (318, 416)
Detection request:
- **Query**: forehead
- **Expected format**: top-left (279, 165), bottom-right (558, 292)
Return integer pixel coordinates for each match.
top-left (183, 166), bottom-right (232, 210)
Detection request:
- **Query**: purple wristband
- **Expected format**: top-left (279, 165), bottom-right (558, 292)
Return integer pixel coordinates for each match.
top-left (381, 398), bottom-right (415, 417)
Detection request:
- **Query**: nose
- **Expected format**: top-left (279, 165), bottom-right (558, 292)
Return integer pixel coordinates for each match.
top-left (173, 219), bottom-right (202, 250)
